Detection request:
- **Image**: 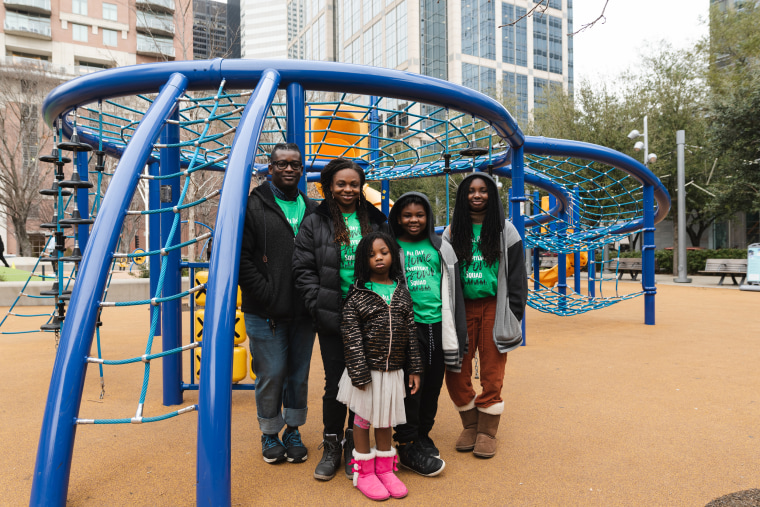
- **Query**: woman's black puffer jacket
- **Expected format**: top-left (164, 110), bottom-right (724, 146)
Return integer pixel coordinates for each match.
top-left (340, 281), bottom-right (423, 387)
top-left (292, 200), bottom-right (388, 336)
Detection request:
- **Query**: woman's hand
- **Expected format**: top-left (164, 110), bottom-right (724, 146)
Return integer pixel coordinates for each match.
top-left (357, 382), bottom-right (369, 391)
top-left (409, 374), bottom-right (421, 395)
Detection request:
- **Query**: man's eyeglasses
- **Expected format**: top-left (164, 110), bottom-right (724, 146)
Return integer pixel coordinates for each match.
top-left (271, 160), bottom-right (303, 170)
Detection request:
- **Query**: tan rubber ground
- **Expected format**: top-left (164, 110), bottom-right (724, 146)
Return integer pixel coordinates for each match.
top-left (1, 280), bottom-right (758, 506)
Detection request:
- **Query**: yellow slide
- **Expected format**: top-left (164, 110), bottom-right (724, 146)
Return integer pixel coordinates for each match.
top-left (538, 252), bottom-right (588, 287)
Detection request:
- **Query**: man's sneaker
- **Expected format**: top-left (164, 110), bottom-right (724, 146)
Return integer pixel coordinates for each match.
top-left (313, 434), bottom-right (342, 481)
top-left (282, 428), bottom-right (308, 463)
top-left (343, 428), bottom-right (354, 479)
top-left (418, 434), bottom-right (441, 458)
top-left (261, 434), bottom-right (287, 464)
top-left (397, 441), bottom-right (445, 477)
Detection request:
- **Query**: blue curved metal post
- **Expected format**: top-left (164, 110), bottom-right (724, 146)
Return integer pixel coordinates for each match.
top-left (30, 73), bottom-right (188, 507)
top-left (286, 82), bottom-right (306, 192)
top-left (510, 146), bottom-right (526, 346)
top-left (196, 69), bottom-right (281, 506)
top-left (642, 184), bottom-right (656, 325)
top-left (573, 186), bottom-right (581, 294)
top-left (161, 107), bottom-right (183, 406)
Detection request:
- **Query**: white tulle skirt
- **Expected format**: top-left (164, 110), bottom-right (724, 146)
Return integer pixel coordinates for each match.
top-left (336, 368), bottom-right (407, 428)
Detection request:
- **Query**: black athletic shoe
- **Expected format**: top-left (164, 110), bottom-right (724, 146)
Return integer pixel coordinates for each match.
top-left (397, 441), bottom-right (445, 477)
top-left (261, 434), bottom-right (287, 464)
top-left (418, 434), bottom-right (441, 458)
top-left (343, 429), bottom-right (354, 479)
top-left (313, 434), bottom-right (342, 481)
top-left (282, 428), bottom-right (308, 463)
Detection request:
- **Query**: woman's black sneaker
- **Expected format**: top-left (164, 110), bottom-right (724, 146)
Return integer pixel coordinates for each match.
top-left (396, 441), bottom-right (445, 477)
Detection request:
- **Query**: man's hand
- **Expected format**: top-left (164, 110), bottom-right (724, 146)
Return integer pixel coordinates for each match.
top-left (409, 374), bottom-right (421, 395)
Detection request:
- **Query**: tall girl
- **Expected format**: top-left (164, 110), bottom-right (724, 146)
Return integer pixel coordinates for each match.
top-left (338, 232), bottom-right (422, 501)
top-left (293, 158), bottom-right (388, 481)
top-left (443, 173), bottom-right (528, 459)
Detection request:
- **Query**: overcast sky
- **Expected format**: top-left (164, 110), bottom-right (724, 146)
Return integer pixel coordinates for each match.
top-left (572, 0), bottom-right (710, 83)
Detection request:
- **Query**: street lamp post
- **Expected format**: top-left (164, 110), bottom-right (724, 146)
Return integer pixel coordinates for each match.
top-left (628, 115), bottom-right (658, 167)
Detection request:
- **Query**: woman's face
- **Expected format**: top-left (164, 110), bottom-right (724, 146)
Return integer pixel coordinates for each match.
top-left (330, 168), bottom-right (362, 213)
top-left (467, 177), bottom-right (489, 213)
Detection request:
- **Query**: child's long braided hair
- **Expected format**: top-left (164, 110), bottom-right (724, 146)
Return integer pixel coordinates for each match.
top-left (320, 158), bottom-right (372, 245)
top-left (451, 175), bottom-right (503, 267)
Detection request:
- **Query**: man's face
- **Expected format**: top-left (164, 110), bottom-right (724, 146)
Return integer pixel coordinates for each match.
top-left (269, 149), bottom-right (303, 193)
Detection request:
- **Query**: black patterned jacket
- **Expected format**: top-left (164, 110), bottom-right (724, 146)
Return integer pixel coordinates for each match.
top-left (340, 280), bottom-right (423, 387)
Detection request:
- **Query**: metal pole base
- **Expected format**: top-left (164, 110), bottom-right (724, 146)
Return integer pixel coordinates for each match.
top-left (673, 277), bottom-right (692, 283)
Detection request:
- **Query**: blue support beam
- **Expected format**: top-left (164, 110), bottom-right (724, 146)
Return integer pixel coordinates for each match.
top-left (196, 69), bottom-right (281, 506)
top-left (30, 73), bottom-right (188, 507)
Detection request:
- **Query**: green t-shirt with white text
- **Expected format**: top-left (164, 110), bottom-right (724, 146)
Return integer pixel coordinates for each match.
top-left (339, 212), bottom-right (362, 297)
top-left (461, 223), bottom-right (499, 299)
top-left (366, 280), bottom-right (398, 305)
top-left (399, 238), bottom-right (442, 324)
top-left (274, 194), bottom-right (306, 235)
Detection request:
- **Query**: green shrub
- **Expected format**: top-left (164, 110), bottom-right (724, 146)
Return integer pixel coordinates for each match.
top-left (613, 248), bottom-right (748, 275)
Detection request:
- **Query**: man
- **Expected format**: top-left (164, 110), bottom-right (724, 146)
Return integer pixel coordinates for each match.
top-left (239, 143), bottom-right (317, 464)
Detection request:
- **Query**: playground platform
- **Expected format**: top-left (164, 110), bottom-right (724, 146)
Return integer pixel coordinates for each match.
top-left (1, 280), bottom-right (757, 506)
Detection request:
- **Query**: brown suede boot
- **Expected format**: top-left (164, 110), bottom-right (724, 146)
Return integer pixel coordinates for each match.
top-left (473, 412), bottom-right (500, 459)
top-left (455, 408), bottom-right (479, 452)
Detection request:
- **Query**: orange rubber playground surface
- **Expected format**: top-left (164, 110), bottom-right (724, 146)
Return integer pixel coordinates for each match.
top-left (1, 279), bottom-right (758, 506)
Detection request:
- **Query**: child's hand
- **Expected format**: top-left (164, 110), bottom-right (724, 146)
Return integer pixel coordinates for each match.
top-left (358, 382), bottom-right (369, 391)
top-left (409, 374), bottom-right (421, 395)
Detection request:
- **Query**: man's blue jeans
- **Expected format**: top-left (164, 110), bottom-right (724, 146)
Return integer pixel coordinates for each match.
top-left (244, 313), bottom-right (315, 435)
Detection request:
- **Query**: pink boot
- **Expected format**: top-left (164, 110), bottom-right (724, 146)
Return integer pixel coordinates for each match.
top-left (350, 449), bottom-right (390, 501)
top-left (375, 448), bottom-right (408, 499)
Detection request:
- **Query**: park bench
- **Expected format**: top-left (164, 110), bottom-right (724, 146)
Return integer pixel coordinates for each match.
top-left (616, 257), bottom-right (643, 280)
top-left (699, 258), bottom-right (747, 286)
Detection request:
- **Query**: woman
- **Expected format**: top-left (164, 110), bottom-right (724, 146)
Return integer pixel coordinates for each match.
top-left (292, 157), bottom-right (388, 481)
top-left (443, 172), bottom-right (528, 459)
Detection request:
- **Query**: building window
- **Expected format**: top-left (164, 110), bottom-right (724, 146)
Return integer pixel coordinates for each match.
top-left (103, 28), bottom-right (117, 46)
top-left (364, 21), bottom-right (382, 66)
top-left (549, 16), bottom-right (563, 74)
top-left (502, 4), bottom-right (527, 67)
top-left (73, 0), bottom-right (87, 16)
top-left (534, 77), bottom-right (561, 112)
top-left (103, 3), bottom-right (117, 21)
top-left (386, 2), bottom-right (407, 68)
top-left (421, 0), bottom-right (447, 79)
top-left (533, 0), bottom-right (561, 9)
top-left (533, 16), bottom-right (547, 71)
top-left (463, 63), bottom-right (496, 96)
top-left (462, 0), bottom-right (495, 59)
top-left (503, 72), bottom-right (528, 124)
top-left (72, 23), bottom-right (88, 42)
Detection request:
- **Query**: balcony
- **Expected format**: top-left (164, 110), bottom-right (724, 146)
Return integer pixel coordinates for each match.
top-left (4, 11), bottom-right (51, 39)
top-left (135, 0), bottom-right (174, 14)
top-left (136, 11), bottom-right (174, 37)
top-left (3, 0), bottom-right (51, 15)
top-left (136, 34), bottom-right (175, 58)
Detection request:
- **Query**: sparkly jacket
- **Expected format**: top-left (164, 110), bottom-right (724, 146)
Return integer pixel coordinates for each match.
top-left (340, 280), bottom-right (423, 387)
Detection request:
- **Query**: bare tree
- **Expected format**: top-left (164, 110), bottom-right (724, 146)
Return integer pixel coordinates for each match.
top-left (0, 62), bottom-right (62, 255)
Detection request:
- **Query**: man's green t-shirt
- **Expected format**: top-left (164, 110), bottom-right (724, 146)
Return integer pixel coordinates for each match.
top-left (461, 223), bottom-right (499, 299)
top-left (339, 212), bottom-right (362, 297)
top-left (366, 280), bottom-right (398, 305)
top-left (399, 238), bottom-right (442, 324)
top-left (274, 194), bottom-right (306, 235)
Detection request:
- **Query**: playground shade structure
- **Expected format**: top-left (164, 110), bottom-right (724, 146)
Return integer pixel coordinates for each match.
top-left (31, 59), bottom-right (669, 505)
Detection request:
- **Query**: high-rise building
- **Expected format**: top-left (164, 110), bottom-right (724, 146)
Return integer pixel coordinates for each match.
top-left (0, 0), bottom-right (193, 73)
top-left (241, 0), bottom-right (287, 59)
top-left (242, 0), bottom-right (573, 123)
top-left (193, 0), bottom-right (240, 60)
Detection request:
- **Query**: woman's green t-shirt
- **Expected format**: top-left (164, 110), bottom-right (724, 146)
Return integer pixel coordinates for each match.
top-left (339, 212), bottom-right (362, 298)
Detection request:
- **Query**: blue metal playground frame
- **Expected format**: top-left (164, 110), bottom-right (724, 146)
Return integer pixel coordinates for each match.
top-left (31, 59), bottom-right (670, 506)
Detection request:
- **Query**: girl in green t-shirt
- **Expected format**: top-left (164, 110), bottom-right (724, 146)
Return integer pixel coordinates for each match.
top-left (338, 232), bottom-right (422, 500)
top-left (443, 173), bottom-right (528, 460)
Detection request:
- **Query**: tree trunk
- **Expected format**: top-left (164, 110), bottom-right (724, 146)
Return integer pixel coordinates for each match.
top-left (12, 215), bottom-right (31, 256)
